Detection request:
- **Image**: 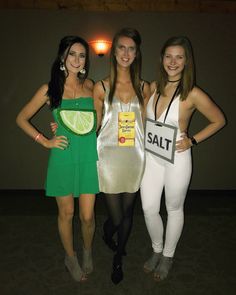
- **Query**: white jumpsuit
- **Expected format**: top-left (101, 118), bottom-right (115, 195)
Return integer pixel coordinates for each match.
top-left (140, 90), bottom-right (192, 257)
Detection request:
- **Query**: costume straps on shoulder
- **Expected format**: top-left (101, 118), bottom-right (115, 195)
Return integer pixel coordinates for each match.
top-left (101, 80), bottom-right (106, 92)
top-left (140, 80), bottom-right (145, 92)
top-left (151, 81), bottom-right (158, 93)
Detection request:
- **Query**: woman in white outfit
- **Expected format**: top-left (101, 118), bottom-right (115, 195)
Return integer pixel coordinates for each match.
top-left (140, 36), bottom-right (226, 281)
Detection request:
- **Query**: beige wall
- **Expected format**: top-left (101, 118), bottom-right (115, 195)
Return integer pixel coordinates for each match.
top-left (1, 10), bottom-right (235, 189)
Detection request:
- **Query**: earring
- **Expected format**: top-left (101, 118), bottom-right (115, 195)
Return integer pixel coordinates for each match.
top-left (79, 68), bottom-right (86, 74)
top-left (60, 62), bottom-right (65, 71)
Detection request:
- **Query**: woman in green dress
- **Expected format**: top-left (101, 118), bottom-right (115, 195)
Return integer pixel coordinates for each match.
top-left (16, 36), bottom-right (99, 282)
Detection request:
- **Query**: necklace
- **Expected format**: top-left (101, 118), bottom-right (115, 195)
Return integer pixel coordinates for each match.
top-left (167, 78), bottom-right (181, 83)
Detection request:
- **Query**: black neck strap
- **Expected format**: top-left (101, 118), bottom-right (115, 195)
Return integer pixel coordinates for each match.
top-left (154, 85), bottom-right (180, 123)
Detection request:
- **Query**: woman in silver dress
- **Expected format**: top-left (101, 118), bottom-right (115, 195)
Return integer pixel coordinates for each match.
top-left (93, 27), bottom-right (150, 284)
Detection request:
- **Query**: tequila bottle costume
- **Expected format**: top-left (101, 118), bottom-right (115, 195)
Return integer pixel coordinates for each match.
top-left (45, 97), bottom-right (99, 197)
top-left (141, 89), bottom-right (192, 257)
top-left (97, 83), bottom-right (145, 193)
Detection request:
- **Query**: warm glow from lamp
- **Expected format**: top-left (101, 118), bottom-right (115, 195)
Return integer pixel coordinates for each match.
top-left (89, 40), bottom-right (112, 57)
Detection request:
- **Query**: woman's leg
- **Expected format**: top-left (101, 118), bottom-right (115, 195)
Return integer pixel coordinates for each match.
top-left (103, 194), bottom-right (122, 250)
top-left (79, 194), bottom-right (96, 249)
top-left (140, 155), bottom-right (165, 254)
top-left (103, 194), bottom-right (123, 284)
top-left (56, 195), bottom-right (87, 282)
top-left (116, 192), bottom-right (137, 256)
top-left (103, 193), bottom-right (137, 255)
top-left (163, 152), bottom-right (192, 258)
top-left (56, 195), bottom-right (75, 257)
top-left (79, 194), bottom-right (96, 274)
top-left (140, 155), bottom-right (165, 272)
top-left (154, 151), bottom-right (192, 281)
top-left (104, 192), bottom-right (137, 284)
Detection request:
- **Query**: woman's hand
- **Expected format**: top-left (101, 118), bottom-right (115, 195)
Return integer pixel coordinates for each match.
top-left (44, 135), bottom-right (69, 150)
top-left (175, 133), bottom-right (192, 153)
top-left (50, 122), bottom-right (58, 135)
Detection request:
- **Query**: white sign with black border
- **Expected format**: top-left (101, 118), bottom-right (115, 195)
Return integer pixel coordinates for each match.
top-left (145, 118), bottom-right (177, 164)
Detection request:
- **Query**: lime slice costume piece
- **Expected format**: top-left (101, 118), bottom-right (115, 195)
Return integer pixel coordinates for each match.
top-left (57, 109), bottom-right (96, 136)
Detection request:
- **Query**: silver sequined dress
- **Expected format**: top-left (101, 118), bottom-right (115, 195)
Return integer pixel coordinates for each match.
top-left (97, 90), bottom-right (145, 193)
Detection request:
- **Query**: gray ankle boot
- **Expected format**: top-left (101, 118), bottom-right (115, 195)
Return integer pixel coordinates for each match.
top-left (144, 252), bottom-right (162, 272)
top-left (154, 255), bottom-right (173, 281)
top-left (65, 254), bottom-right (86, 282)
top-left (82, 247), bottom-right (93, 274)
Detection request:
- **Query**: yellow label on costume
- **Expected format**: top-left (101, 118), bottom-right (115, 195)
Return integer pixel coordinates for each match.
top-left (118, 112), bottom-right (135, 147)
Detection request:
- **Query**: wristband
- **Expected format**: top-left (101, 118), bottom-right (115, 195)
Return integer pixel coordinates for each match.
top-left (190, 136), bottom-right (198, 146)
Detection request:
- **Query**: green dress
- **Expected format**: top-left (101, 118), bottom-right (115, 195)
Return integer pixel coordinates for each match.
top-left (45, 97), bottom-right (99, 197)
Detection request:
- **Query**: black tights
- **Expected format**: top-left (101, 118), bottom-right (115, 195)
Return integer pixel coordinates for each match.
top-left (103, 192), bottom-right (137, 256)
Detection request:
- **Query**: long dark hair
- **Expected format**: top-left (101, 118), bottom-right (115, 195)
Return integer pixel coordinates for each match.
top-left (157, 36), bottom-right (195, 101)
top-left (47, 36), bottom-right (90, 109)
top-left (109, 28), bottom-right (144, 105)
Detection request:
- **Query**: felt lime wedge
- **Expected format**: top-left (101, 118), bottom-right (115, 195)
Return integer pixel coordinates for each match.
top-left (58, 109), bottom-right (96, 135)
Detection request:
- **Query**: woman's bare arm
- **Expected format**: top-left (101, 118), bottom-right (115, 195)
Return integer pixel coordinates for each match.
top-left (93, 81), bottom-right (105, 131)
top-left (16, 84), bottom-right (68, 149)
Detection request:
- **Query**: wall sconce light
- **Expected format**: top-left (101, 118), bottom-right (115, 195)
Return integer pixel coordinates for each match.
top-left (89, 40), bottom-right (112, 57)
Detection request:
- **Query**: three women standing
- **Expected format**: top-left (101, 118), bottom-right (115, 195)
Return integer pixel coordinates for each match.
top-left (17, 32), bottom-right (226, 285)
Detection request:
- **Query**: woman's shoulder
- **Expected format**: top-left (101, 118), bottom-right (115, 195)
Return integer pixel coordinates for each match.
top-left (93, 78), bottom-right (110, 101)
top-left (187, 86), bottom-right (206, 100)
top-left (84, 78), bottom-right (94, 91)
top-left (185, 86), bottom-right (214, 110)
top-left (102, 77), bottom-right (109, 84)
top-left (150, 81), bottom-right (157, 95)
top-left (27, 83), bottom-right (49, 105)
top-left (94, 77), bottom-right (109, 91)
top-left (95, 77), bottom-right (109, 86)
top-left (140, 79), bottom-right (150, 89)
top-left (140, 80), bottom-right (151, 103)
top-left (38, 83), bottom-right (49, 94)
top-left (33, 84), bottom-right (49, 102)
top-left (150, 81), bottom-right (157, 90)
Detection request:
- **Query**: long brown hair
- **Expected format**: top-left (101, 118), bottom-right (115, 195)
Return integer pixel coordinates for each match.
top-left (108, 28), bottom-right (144, 105)
top-left (47, 36), bottom-right (90, 109)
top-left (157, 36), bottom-right (195, 100)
